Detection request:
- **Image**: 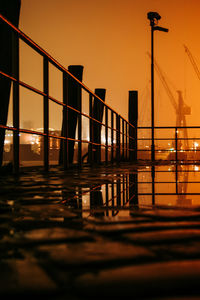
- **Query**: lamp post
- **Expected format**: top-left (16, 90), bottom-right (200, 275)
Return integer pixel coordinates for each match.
top-left (147, 12), bottom-right (168, 162)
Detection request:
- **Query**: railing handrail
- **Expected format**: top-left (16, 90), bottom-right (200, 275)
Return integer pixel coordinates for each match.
top-left (138, 126), bottom-right (200, 129)
top-left (0, 13), bottom-right (134, 129)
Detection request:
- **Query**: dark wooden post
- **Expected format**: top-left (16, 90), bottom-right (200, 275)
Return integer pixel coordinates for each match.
top-left (93, 88), bottom-right (106, 163)
top-left (0, 0), bottom-right (21, 167)
top-left (68, 65), bottom-right (83, 164)
top-left (129, 90), bottom-right (138, 161)
top-left (59, 65), bottom-right (83, 165)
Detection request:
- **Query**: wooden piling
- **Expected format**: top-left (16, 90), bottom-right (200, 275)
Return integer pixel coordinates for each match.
top-left (93, 88), bottom-right (106, 163)
top-left (0, 0), bottom-right (21, 167)
top-left (128, 91), bottom-right (138, 161)
top-left (59, 65), bottom-right (83, 166)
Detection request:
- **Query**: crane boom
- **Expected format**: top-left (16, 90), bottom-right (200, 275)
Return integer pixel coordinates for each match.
top-left (184, 44), bottom-right (200, 81)
top-left (147, 52), bottom-right (178, 112)
top-left (146, 52), bottom-right (190, 153)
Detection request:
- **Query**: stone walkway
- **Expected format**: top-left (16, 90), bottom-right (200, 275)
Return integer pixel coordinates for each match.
top-left (1, 164), bottom-right (200, 299)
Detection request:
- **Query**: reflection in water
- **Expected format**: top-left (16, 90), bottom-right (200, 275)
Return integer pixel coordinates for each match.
top-left (175, 164), bottom-right (192, 205)
top-left (63, 165), bottom-right (200, 217)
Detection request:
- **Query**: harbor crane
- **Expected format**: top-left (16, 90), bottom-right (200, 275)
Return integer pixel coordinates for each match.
top-left (147, 52), bottom-right (191, 153)
top-left (147, 53), bottom-right (191, 205)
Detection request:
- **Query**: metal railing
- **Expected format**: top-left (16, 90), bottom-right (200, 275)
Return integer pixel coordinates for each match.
top-left (60, 163), bottom-right (200, 216)
top-left (0, 14), bottom-right (136, 173)
top-left (138, 126), bottom-right (200, 163)
top-left (62, 164), bottom-right (200, 214)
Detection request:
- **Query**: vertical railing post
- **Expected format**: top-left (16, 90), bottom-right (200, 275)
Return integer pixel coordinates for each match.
top-left (151, 23), bottom-right (155, 163)
top-left (122, 174), bottom-right (125, 205)
top-left (77, 83), bottom-right (82, 168)
top-left (151, 165), bottom-right (155, 205)
top-left (106, 183), bottom-right (109, 216)
top-left (105, 106), bottom-right (108, 164)
top-left (62, 72), bottom-right (69, 169)
top-left (175, 127), bottom-right (178, 163)
top-left (175, 160), bottom-right (178, 194)
top-left (12, 32), bottom-right (20, 174)
top-left (97, 101), bottom-right (101, 163)
top-left (117, 175), bottom-right (121, 206)
top-left (88, 94), bottom-right (93, 164)
top-left (43, 56), bottom-right (49, 172)
top-left (126, 121), bottom-right (128, 161)
top-left (122, 119), bottom-right (125, 161)
top-left (128, 123), bottom-right (132, 161)
top-left (118, 116), bottom-right (121, 161)
top-left (111, 178), bottom-right (115, 209)
top-left (111, 111), bottom-right (114, 163)
top-left (116, 114), bottom-right (118, 161)
top-left (116, 114), bottom-right (120, 162)
top-left (126, 174), bottom-right (129, 203)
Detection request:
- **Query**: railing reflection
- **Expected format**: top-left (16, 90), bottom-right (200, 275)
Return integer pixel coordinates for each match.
top-left (61, 165), bottom-right (200, 216)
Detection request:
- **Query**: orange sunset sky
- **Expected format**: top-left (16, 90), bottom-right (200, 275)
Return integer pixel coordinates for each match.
top-left (7, 0), bottom-right (200, 133)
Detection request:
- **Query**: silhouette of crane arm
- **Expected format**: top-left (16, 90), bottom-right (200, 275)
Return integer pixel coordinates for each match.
top-left (147, 52), bottom-right (178, 112)
top-left (184, 45), bottom-right (200, 81)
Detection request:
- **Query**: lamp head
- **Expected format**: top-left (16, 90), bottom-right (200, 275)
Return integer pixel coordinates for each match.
top-left (147, 12), bottom-right (161, 26)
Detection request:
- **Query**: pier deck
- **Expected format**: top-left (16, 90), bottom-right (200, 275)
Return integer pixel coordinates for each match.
top-left (0, 163), bottom-right (200, 299)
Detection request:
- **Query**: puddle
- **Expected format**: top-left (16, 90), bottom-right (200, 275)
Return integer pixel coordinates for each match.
top-left (63, 164), bottom-right (200, 217)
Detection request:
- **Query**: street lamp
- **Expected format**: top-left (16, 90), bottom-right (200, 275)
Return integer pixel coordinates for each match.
top-left (147, 12), bottom-right (168, 161)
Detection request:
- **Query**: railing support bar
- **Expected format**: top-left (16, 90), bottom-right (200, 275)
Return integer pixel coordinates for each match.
top-left (63, 72), bottom-right (69, 169)
top-left (43, 57), bottom-right (49, 171)
top-left (111, 111), bottom-right (114, 163)
top-left (116, 114), bottom-right (120, 161)
top-left (105, 106), bottom-right (108, 164)
top-left (88, 94), bottom-right (93, 164)
top-left (12, 32), bottom-right (20, 174)
top-left (175, 127), bottom-right (178, 163)
top-left (122, 119), bottom-right (125, 161)
top-left (77, 84), bottom-right (82, 168)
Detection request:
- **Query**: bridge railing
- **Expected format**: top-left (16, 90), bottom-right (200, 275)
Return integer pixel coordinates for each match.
top-left (138, 126), bottom-right (200, 162)
top-left (0, 14), bottom-right (136, 173)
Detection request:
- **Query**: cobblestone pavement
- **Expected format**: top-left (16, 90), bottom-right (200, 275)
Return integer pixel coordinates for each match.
top-left (1, 163), bottom-right (200, 299)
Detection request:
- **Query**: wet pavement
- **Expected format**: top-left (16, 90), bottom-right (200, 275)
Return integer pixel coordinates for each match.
top-left (1, 162), bottom-right (200, 299)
